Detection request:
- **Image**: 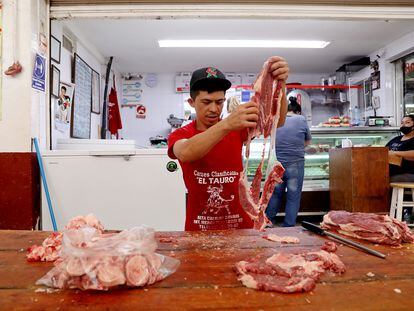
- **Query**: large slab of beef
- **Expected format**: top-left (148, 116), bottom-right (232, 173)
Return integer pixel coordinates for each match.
top-left (27, 214), bottom-right (105, 262)
top-left (235, 248), bottom-right (345, 293)
top-left (321, 211), bottom-right (414, 246)
top-left (239, 59), bottom-right (285, 231)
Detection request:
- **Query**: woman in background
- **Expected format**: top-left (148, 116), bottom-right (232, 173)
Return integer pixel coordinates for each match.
top-left (386, 115), bottom-right (414, 182)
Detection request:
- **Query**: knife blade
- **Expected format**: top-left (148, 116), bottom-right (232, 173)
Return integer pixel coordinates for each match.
top-left (302, 221), bottom-right (386, 259)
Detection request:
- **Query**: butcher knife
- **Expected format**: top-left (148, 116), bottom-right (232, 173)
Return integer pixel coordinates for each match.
top-left (301, 221), bottom-right (386, 259)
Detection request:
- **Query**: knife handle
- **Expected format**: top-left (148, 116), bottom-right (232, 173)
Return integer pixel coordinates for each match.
top-left (302, 221), bottom-right (326, 236)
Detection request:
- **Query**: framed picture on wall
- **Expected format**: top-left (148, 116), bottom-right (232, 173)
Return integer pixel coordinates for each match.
top-left (51, 36), bottom-right (61, 64)
top-left (364, 78), bottom-right (372, 110)
top-left (55, 81), bottom-right (74, 129)
top-left (371, 71), bottom-right (380, 90)
top-left (51, 65), bottom-right (60, 97)
top-left (91, 69), bottom-right (100, 114)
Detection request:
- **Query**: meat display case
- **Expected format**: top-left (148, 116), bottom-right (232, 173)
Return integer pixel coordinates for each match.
top-left (243, 126), bottom-right (400, 214)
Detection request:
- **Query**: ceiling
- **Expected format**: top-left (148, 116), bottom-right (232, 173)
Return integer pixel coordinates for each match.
top-left (61, 18), bottom-right (414, 75)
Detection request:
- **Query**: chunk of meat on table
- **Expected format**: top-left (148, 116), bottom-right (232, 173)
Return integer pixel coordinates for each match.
top-left (235, 250), bottom-right (345, 293)
top-left (26, 232), bottom-right (63, 262)
top-left (238, 273), bottom-right (316, 293)
top-left (263, 234), bottom-right (300, 244)
top-left (321, 210), bottom-right (414, 246)
top-left (320, 241), bottom-right (338, 252)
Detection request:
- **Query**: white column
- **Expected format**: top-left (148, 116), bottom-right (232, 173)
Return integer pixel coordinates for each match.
top-left (0, 0), bottom-right (48, 152)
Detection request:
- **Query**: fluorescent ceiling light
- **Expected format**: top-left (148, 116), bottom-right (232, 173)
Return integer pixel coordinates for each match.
top-left (158, 40), bottom-right (330, 48)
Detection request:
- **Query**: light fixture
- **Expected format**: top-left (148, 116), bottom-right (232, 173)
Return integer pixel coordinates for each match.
top-left (158, 40), bottom-right (330, 48)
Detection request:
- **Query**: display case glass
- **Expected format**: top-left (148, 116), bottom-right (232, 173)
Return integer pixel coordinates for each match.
top-left (243, 127), bottom-right (400, 191)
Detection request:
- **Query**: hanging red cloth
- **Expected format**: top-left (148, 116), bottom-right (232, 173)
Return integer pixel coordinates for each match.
top-left (108, 75), bottom-right (123, 138)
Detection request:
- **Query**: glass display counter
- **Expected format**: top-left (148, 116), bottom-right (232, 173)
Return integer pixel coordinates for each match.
top-left (244, 127), bottom-right (400, 193)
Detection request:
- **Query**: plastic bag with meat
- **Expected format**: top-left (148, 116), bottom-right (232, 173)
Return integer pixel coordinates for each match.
top-left (36, 226), bottom-right (180, 290)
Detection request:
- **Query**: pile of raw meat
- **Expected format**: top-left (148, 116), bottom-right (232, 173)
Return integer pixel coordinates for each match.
top-left (36, 226), bottom-right (180, 290)
top-left (239, 59), bottom-right (286, 231)
top-left (27, 214), bottom-right (104, 262)
top-left (321, 211), bottom-right (414, 246)
top-left (235, 242), bottom-right (345, 293)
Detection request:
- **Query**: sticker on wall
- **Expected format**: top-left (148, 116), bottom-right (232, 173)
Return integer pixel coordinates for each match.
top-left (136, 104), bottom-right (146, 119)
top-left (241, 91), bottom-right (251, 102)
top-left (32, 53), bottom-right (46, 92)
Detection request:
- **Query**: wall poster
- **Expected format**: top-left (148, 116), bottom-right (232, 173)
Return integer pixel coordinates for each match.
top-left (54, 82), bottom-right (74, 133)
top-left (122, 79), bottom-right (143, 108)
top-left (71, 53), bottom-right (92, 139)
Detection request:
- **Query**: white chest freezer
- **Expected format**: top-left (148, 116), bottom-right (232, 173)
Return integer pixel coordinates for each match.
top-left (41, 145), bottom-right (185, 231)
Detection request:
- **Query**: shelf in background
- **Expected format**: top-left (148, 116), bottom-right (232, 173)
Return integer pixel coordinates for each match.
top-left (286, 84), bottom-right (362, 89)
top-left (233, 84), bottom-right (362, 90)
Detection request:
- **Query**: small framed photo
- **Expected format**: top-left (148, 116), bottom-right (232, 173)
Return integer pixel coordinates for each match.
top-left (364, 78), bottom-right (372, 110)
top-left (91, 69), bottom-right (100, 114)
top-left (55, 81), bottom-right (74, 125)
top-left (371, 71), bottom-right (380, 90)
top-left (51, 35), bottom-right (61, 64)
top-left (51, 65), bottom-right (60, 97)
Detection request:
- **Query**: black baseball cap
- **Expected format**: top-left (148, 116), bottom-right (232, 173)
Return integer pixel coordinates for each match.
top-left (190, 67), bottom-right (232, 91)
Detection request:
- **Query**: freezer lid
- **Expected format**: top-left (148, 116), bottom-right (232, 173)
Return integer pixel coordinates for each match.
top-left (41, 149), bottom-right (131, 157)
top-left (41, 148), bottom-right (169, 157)
top-left (57, 138), bottom-right (136, 151)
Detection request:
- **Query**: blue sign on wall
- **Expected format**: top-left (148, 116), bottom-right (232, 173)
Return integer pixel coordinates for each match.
top-left (32, 53), bottom-right (46, 92)
top-left (241, 91), bottom-right (251, 102)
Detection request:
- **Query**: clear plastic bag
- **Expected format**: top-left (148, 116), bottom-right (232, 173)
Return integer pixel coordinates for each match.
top-left (36, 226), bottom-right (180, 290)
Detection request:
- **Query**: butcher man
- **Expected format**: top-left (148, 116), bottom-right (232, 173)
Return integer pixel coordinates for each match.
top-left (168, 56), bottom-right (289, 231)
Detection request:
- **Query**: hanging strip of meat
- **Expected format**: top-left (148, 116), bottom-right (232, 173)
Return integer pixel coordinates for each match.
top-left (239, 59), bottom-right (285, 231)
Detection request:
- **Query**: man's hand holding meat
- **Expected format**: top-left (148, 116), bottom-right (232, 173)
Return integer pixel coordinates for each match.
top-left (268, 56), bottom-right (289, 81)
top-left (223, 101), bottom-right (259, 131)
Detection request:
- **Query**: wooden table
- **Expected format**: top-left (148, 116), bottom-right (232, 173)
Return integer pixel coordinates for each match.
top-left (1, 227), bottom-right (413, 310)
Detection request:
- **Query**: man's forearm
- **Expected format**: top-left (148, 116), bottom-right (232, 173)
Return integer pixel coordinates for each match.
top-left (174, 121), bottom-right (231, 163)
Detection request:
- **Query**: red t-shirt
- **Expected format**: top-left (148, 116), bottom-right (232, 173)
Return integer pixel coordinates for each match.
top-left (168, 120), bottom-right (254, 231)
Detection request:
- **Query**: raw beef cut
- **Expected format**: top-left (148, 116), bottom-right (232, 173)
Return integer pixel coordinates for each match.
top-left (26, 232), bottom-right (63, 262)
top-left (36, 226), bottom-right (180, 291)
top-left (321, 241), bottom-right (338, 253)
top-left (235, 247), bottom-right (345, 293)
top-left (27, 214), bottom-right (104, 262)
top-left (321, 211), bottom-right (414, 246)
top-left (263, 234), bottom-right (300, 244)
top-left (239, 59), bottom-right (285, 230)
